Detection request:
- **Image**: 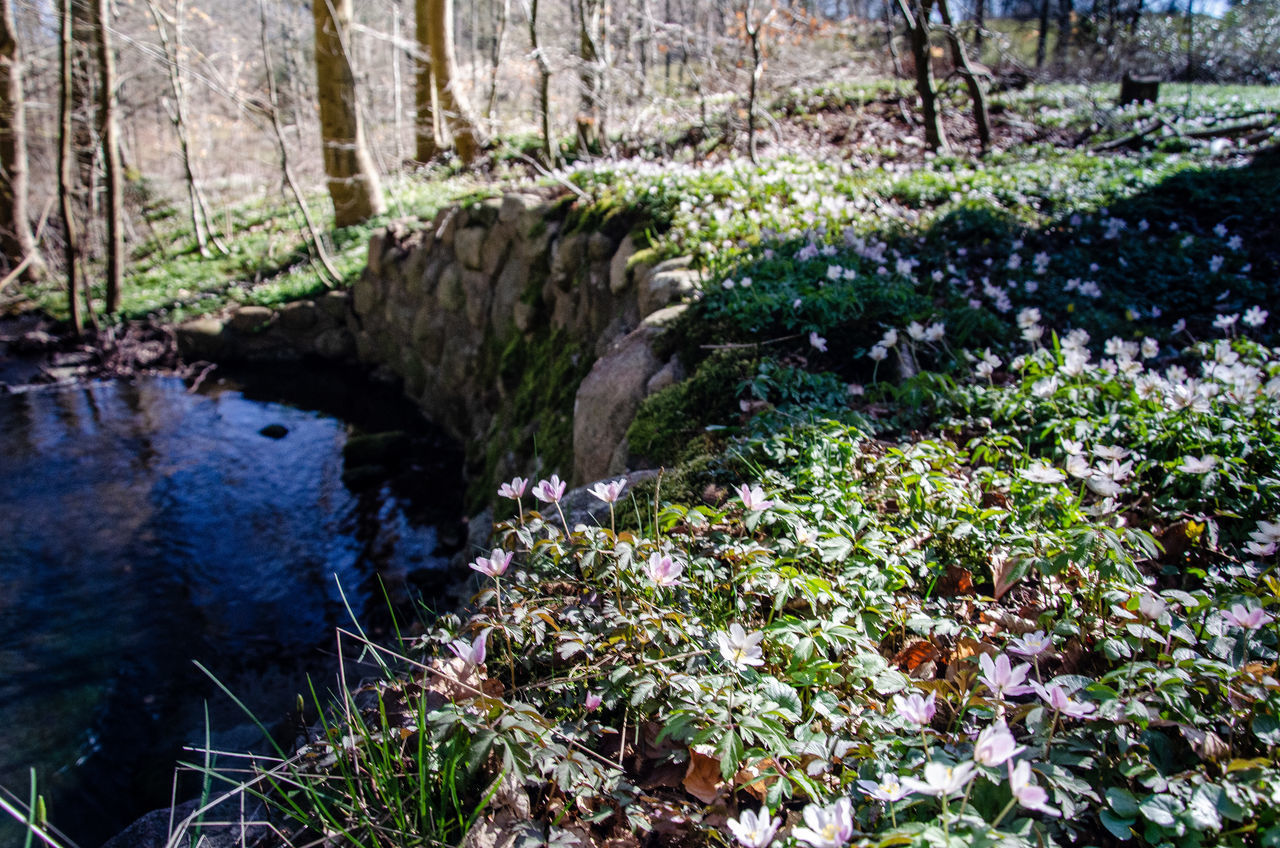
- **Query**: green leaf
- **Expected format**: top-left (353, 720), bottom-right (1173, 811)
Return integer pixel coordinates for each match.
top-left (716, 729), bottom-right (744, 781)
top-left (1100, 810), bottom-right (1136, 841)
top-left (1187, 786), bottom-right (1223, 832)
top-left (1107, 787), bottom-right (1142, 818)
top-left (1139, 794), bottom-right (1181, 827)
top-left (818, 535), bottom-right (854, 563)
top-left (872, 668), bottom-right (910, 695)
top-left (1253, 713), bottom-right (1280, 746)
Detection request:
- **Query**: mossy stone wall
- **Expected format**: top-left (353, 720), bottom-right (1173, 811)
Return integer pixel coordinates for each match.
top-left (350, 192), bottom-right (699, 510)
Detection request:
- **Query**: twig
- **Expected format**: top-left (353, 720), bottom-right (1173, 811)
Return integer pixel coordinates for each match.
top-left (186, 362), bottom-right (217, 394)
top-left (1092, 117), bottom-right (1168, 152)
top-left (700, 333), bottom-right (802, 351)
top-left (0, 198), bottom-right (54, 293)
top-left (515, 153), bottom-right (590, 202)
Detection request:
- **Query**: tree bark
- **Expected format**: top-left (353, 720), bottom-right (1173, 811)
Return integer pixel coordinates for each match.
top-left (973, 0), bottom-right (985, 53)
top-left (884, 0), bottom-right (904, 77)
top-left (426, 0), bottom-right (480, 165)
top-left (0, 0), bottom-right (44, 282)
top-left (145, 0), bottom-right (227, 258)
top-left (485, 0), bottom-right (510, 120)
top-left (93, 0), bottom-right (123, 314)
top-left (574, 0), bottom-right (607, 151)
top-left (525, 0), bottom-right (553, 164)
top-left (416, 0), bottom-right (480, 165)
top-left (259, 0), bottom-right (340, 284)
top-left (1054, 0), bottom-right (1072, 64)
top-left (70, 0), bottom-right (97, 238)
top-left (414, 0), bottom-right (442, 160)
top-left (744, 1), bottom-right (775, 164)
top-left (898, 0), bottom-right (948, 152)
top-left (59, 0), bottom-right (84, 334)
top-left (1035, 0), bottom-right (1050, 70)
top-left (937, 0), bottom-right (990, 153)
top-left (313, 0), bottom-right (385, 227)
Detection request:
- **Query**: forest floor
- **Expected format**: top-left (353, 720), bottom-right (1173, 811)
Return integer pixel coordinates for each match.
top-left (11, 79), bottom-right (1280, 848)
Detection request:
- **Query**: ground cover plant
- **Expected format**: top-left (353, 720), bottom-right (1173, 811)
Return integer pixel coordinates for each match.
top-left (178, 87), bottom-right (1280, 848)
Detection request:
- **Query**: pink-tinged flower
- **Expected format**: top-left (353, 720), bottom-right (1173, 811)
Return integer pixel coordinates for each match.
top-left (1136, 592), bottom-right (1167, 621)
top-left (973, 721), bottom-right (1024, 767)
top-left (979, 653), bottom-right (1034, 699)
top-left (718, 623), bottom-right (766, 669)
top-left (737, 483), bottom-right (774, 512)
top-left (1219, 603), bottom-right (1274, 630)
top-left (1243, 306), bottom-right (1268, 328)
top-left (726, 807), bottom-right (780, 848)
top-left (588, 478), bottom-right (625, 504)
top-left (1177, 455), bottom-right (1217, 474)
top-left (1093, 444), bottom-right (1131, 461)
top-left (1009, 760), bottom-right (1060, 816)
top-left (902, 761), bottom-right (976, 797)
top-left (532, 474), bottom-right (566, 504)
top-left (892, 691), bottom-right (936, 726)
top-left (1008, 631), bottom-right (1054, 657)
top-left (584, 693), bottom-right (603, 711)
top-left (1065, 455), bottom-right (1091, 479)
top-left (469, 548), bottom-right (513, 578)
top-left (792, 798), bottom-right (855, 848)
top-left (498, 476), bottom-right (528, 499)
top-left (856, 773), bottom-right (913, 803)
top-left (447, 630), bottom-right (489, 667)
top-left (644, 552), bottom-right (684, 587)
top-left (1251, 519), bottom-right (1280, 543)
top-left (809, 332), bottom-right (828, 353)
top-left (1020, 462), bottom-right (1066, 484)
top-left (1245, 540), bottom-right (1277, 557)
top-left (1031, 681), bottom-right (1097, 719)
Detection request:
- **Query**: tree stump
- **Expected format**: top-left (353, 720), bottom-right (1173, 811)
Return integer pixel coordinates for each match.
top-left (1119, 72), bottom-right (1160, 106)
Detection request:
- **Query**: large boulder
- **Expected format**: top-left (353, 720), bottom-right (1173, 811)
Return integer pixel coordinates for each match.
top-left (174, 318), bottom-right (227, 360)
top-left (572, 305), bottom-right (687, 485)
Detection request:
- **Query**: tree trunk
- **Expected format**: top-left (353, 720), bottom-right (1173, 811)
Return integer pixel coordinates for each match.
top-left (574, 0), bottom-right (606, 151)
top-left (425, 0), bottom-right (481, 165)
top-left (635, 0), bottom-right (652, 101)
top-left (145, 0), bottom-right (226, 258)
top-left (0, 0), bottom-right (44, 282)
top-left (899, 0), bottom-right (948, 152)
top-left (414, 0), bottom-right (443, 160)
top-left (313, 0), bottom-right (385, 227)
top-left (59, 0), bottom-right (84, 334)
top-left (884, 0), bottom-right (904, 77)
top-left (391, 3), bottom-right (405, 165)
top-left (1035, 0), bottom-right (1050, 70)
top-left (937, 0), bottom-right (990, 153)
top-left (973, 0), bottom-right (985, 53)
top-left (526, 0), bottom-right (553, 164)
top-left (70, 0), bottom-right (97, 241)
top-left (744, 1), bottom-right (774, 164)
top-left (93, 0), bottom-right (123, 314)
top-left (485, 0), bottom-right (510, 120)
top-left (1054, 0), bottom-right (1072, 64)
top-left (259, 0), bottom-right (340, 284)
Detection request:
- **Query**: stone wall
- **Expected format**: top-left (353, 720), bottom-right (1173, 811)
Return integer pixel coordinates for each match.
top-left (175, 191), bottom-right (700, 497)
top-left (349, 192), bottom-right (697, 493)
top-left (175, 292), bottom-right (357, 364)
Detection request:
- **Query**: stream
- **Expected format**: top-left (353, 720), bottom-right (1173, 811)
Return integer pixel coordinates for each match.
top-left (0, 366), bottom-right (464, 848)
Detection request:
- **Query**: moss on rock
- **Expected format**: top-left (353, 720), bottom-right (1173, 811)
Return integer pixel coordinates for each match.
top-left (625, 349), bottom-right (757, 468)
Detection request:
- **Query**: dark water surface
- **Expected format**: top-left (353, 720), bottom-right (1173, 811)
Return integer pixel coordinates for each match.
top-left (0, 368), bottom-right (463, 847)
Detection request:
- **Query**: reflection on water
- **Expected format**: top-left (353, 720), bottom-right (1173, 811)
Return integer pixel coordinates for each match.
top-left (0, 370), bottom-right (462, 847)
